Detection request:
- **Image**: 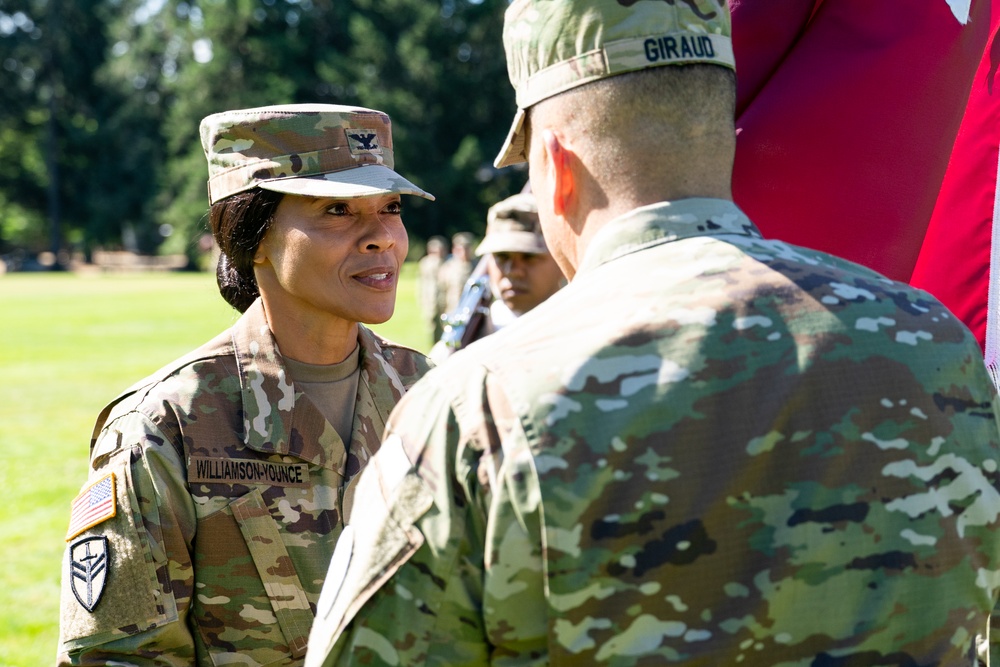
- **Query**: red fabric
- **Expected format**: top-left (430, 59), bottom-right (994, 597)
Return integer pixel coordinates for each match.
top-left (911, 13), bottom-right (1000, 350)
top-left (732, 0), bottom-right (991, 294)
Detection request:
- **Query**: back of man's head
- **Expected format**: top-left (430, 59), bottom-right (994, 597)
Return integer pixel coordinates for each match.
top-left (533, 65), bottom-right (736, 202)
top-left (496, 0), bottom-right (736, 204)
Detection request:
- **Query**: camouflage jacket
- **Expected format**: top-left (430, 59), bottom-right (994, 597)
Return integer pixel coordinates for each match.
top-left (58, 298), bottom-right (431, 666)
top-left (306, 198), bottom-right (1000, 666)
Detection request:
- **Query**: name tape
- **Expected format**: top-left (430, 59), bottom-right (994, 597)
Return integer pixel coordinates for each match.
top-left (188, 457), bottom-right (309, 488)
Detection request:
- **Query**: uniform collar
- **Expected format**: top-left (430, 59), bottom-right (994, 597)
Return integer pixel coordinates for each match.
top-left (577, 198), bottom-right (762, 275)
top-left (233, 300), bottom-right (407, 474)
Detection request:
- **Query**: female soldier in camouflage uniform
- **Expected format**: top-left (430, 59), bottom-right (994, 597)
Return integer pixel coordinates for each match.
top-left (57, 104), bottom-right (433, 666)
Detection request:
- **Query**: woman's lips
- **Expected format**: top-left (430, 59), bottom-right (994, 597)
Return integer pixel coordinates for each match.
top-left (353, 268), bottom-right (396, 290)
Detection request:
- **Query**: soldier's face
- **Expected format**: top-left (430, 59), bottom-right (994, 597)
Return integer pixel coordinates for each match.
top-left (253, 193), bottom-right (408, 327)
top-left (487, 251), bottom-right (564, 315)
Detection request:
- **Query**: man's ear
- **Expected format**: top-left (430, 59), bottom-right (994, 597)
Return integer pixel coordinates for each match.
top-left (542, 129), bottom-right (575, 219)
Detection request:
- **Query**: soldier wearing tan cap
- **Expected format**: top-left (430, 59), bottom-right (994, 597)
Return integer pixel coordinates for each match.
top-left (307, 2), bottom-right (1000, 666)
top-left (58, 104), bottom-right (434, 666)
top-left (431, 192), bottom-right (565, 362)
top-left (478, 192), bottom-right (564, 320)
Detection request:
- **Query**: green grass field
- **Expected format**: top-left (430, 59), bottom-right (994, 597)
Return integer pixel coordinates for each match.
top-left (0, 266), bottom-right (431, 666)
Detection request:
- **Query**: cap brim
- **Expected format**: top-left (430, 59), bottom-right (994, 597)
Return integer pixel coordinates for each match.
top-left (258, 164), bottom-right (435, 201)
top-left (493, 108), bottom-right (527, 169)
top-left (476, 231), bottom-right (548, 257)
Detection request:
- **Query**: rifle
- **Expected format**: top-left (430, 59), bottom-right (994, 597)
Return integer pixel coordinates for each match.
top-left (438, 257), bottom-right (492, 352)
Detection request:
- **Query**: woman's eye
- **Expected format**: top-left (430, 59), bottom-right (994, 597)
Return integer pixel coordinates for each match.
top-left (326, 203), bottom-right (350, 216)
top-left (383, 202), bottom-right (403, 215)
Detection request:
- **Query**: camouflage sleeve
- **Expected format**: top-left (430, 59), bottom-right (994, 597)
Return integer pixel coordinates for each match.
top-left (58, 410), bottom-right (198, 665)
top-left (992, 569), bottom-right (1000, 665)
top-left (478, 374), bottom-right (549, 663)
top-left (308, 365), bottom-right (495, 666)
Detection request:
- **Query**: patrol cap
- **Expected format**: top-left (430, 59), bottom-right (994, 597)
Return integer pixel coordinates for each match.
top-left (452, 232), bottom-right (476, 248)
top-left (494, 0), bottom-right (735, 168)
top-left (200, 103), bottom-right (434, 205)
top-left (475, 193), bottom-right (547, 256)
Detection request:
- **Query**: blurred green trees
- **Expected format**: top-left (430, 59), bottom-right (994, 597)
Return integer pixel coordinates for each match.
top-left (0, 0), bottom-right (525, 267)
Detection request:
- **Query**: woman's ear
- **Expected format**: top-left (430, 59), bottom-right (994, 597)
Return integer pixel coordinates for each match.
top-left (252, 245), bottom-right (267, 265)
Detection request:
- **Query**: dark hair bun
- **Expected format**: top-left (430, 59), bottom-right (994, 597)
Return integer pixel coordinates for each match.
top-left (216, 253), bottom-right (260, 313)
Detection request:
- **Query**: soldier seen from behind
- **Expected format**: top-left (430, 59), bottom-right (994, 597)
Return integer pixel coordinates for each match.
top-left (58, 104), bottom-right (434, 666)
top-left (305, 2), bottom-right (1000, 665)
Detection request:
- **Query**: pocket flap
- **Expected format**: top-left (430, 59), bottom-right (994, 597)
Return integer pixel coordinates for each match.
top-left (231, 489), bottom-right (313, 659)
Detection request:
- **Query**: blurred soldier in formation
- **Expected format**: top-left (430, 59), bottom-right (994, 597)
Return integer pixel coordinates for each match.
top-left (430, 192), bottom-right (563, 362)
top-left (417, 235), bottom-right (448, 342)
top-left (307, 1), bottom-right (1000, 665)
top-left (437, 231), bottom-right (475, 315)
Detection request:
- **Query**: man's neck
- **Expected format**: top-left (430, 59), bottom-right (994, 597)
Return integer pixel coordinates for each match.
top-left (563, 187), bottom-right (734, 279)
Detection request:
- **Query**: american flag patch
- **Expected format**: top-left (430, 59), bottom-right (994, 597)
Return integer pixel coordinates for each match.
top-left (66, 473), bottom-right (116, 541)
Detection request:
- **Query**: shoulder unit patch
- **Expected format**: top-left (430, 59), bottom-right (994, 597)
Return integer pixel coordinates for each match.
top-left (66, 473), bottom-right (117, 541)
top-left (69, 535), bottom-right (110, 612)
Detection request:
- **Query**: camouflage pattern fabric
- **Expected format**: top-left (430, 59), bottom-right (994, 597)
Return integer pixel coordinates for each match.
top-left (495, 0), bottom-right (734, 168)
top-left (306, 198), bottom-right (1000, 666)
top-left (200, 104), bottom-right (433, 204)
top-left (475, 193), bottom-right (547, 257)
top-left (58, 298), bottom-right (431, 666)
top-left (504, 0), bottom-right (733, 109)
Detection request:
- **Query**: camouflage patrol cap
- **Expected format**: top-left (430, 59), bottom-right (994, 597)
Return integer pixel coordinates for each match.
top-left (475, 193), bottom-right (547, 256)
top-left (452, 232), bottom-right (475, 248)
top-left (494, 0), bottom-right (735, 168)
top-left (200, 103), bottom-right (434, 205)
